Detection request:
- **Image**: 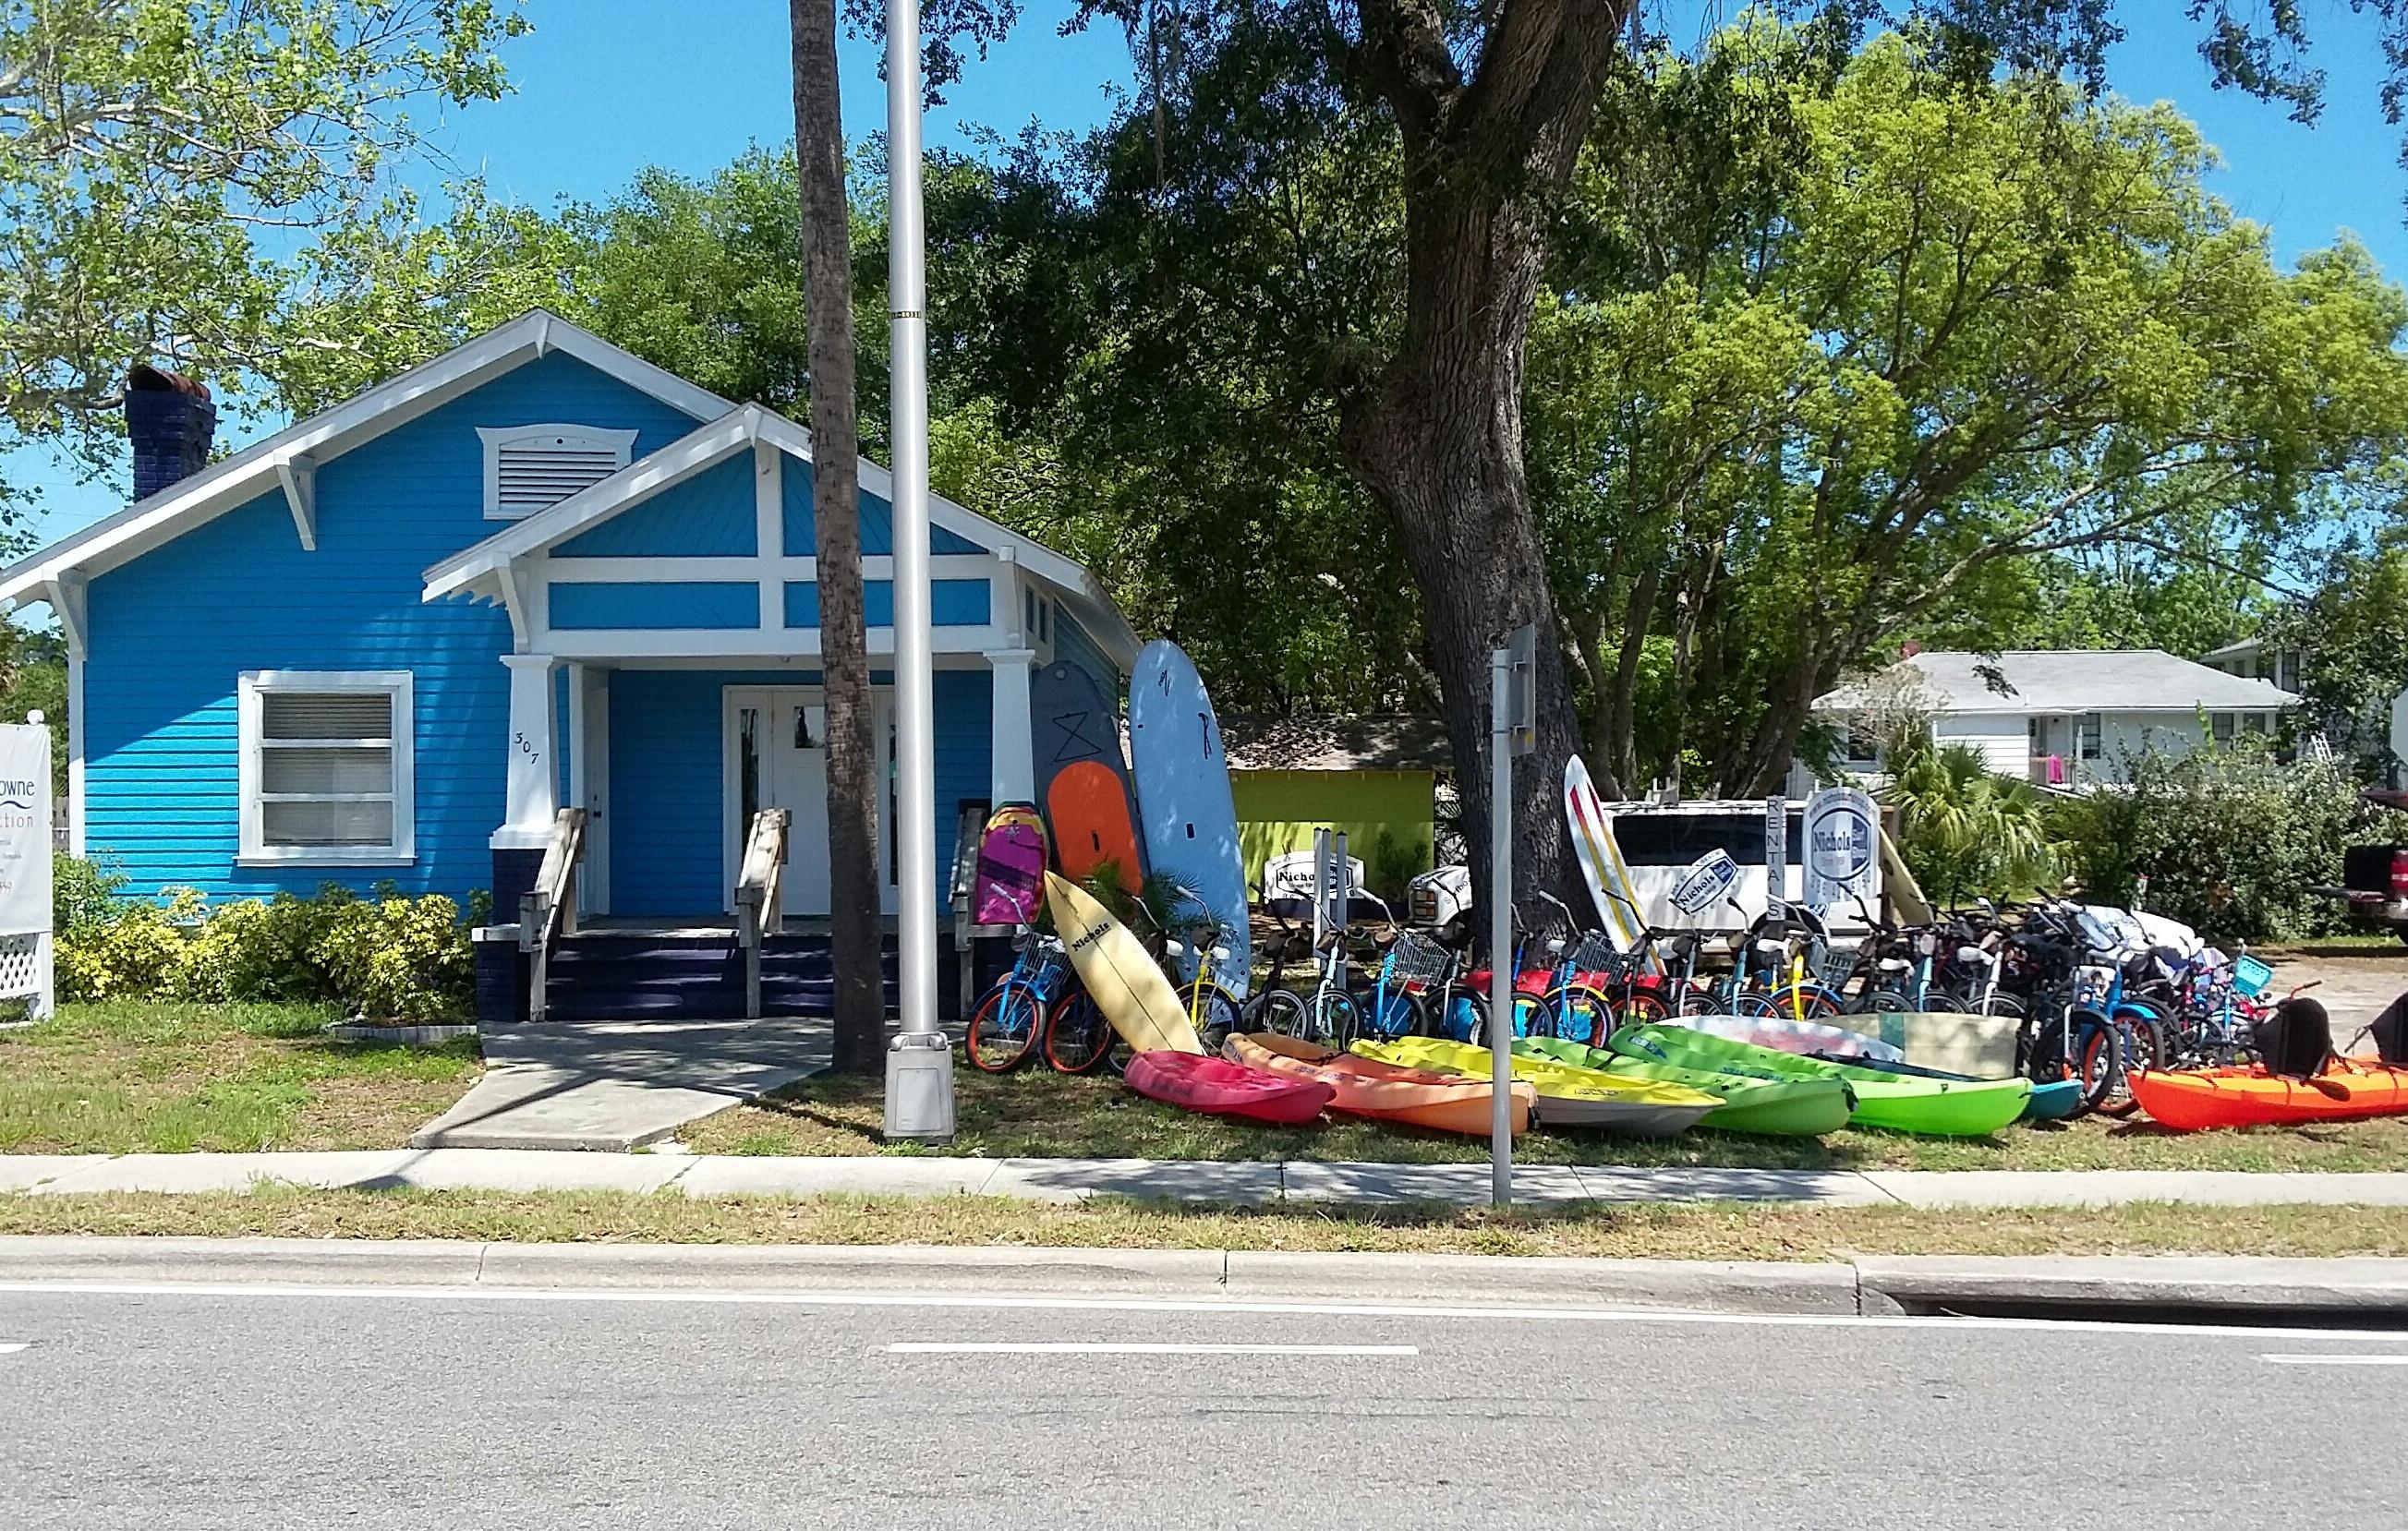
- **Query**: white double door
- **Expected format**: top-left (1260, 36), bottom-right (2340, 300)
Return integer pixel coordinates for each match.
top-left (725, 685), bottom-right (894, 918)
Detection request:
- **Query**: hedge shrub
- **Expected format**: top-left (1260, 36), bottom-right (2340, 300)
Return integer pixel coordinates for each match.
top-left (2053, 738), bottom-right (2408, 946)
top-left (54, 867), bottom-right (482, 1019)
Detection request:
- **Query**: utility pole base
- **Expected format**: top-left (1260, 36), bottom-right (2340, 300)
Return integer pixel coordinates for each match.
top-left (882, 1030), bottom-right (956, 1142)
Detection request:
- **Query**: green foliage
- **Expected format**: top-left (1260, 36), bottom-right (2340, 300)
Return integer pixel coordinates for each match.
top-left (54, 854), bottom-right (127, 934)
top-left (0, 0), bottom-right (528, 512)
top-left (2054, 738), bottom-right (2408, 945)
top-left (1366, 831), bottom-right (1431, 904)
top-left (1880, 740), bottom-right (2058, 909)
top-left (56, 883), bottom-right (474, 1019)
top-left (2263, 539), bottom-right (2408, 774)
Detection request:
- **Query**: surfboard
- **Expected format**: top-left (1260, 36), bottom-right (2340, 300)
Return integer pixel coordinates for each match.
top-left (1563, 755), bottom-right (1650, 961)
top-left (1044, 872), bottom-right (1203, 1055)
top-left (1668, 1012), bottom-right (1907, 1064)
top-left (1127, 640), bottom-right (1251, 998)
top-left (972, 802), bottom-right (1047, 926)
top-left (1030, 660), bottom-right (1147, 896)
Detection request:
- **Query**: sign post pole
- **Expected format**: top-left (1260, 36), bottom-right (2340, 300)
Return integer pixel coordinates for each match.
top-left (1489, 625), bottom-right (1535, 1208)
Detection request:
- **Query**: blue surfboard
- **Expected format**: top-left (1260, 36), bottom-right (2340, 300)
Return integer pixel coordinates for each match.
top-left (1127, 641), bottom-right (1251, 998)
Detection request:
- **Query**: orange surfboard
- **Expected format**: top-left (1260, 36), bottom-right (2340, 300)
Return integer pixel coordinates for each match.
top-left (1030, 660), bottom-right (1147, 896)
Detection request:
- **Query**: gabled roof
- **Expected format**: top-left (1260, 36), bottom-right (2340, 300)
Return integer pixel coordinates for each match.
top-left (0, 310), bottom-right (731, 609)
top-left (421, 402), bottom-right (1141, 666)
top-left (1816, 649), bottom-right (2300, 715)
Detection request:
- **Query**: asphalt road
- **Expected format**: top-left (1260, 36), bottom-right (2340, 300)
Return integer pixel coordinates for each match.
top-left (3, 1283), bottom-right (2404, 1530)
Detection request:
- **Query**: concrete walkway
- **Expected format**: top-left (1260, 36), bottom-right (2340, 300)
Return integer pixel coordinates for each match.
top-left (10, 1150), bottom-right (2408, 1209)
top-left (408, 1019), bottom-right (834, 1151)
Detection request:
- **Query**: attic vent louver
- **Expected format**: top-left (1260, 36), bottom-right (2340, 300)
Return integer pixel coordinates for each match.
top-left (477, 425), bottom-right (638, 520)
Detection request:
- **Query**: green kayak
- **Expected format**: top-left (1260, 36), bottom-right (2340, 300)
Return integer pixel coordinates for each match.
top-left (1516, 1037), bottom-right (1854, 1138)
top-left (1609, 1023), bottom-right (2031, 1138)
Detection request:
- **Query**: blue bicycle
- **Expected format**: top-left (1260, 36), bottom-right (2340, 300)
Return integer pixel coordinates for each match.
top-left (964, 894), bottom-right (1077, 1073)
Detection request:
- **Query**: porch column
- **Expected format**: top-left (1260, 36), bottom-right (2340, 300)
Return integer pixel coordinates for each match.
top-left (493, 652), bottom-right (560, 850)
top-left (986, 646), bottom-right (1036, 803)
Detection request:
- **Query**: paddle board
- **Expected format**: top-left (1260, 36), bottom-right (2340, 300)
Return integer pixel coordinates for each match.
top-left (1030, 660), bottom-right (1147, 895)
top-left (1127, 640), bottom-right (1252, 997)
top-left (1044, 872), bottom-right (1203, 1055)
top-left (972, 802), bottom-right (1047, 926)
top-left (1564, 755), bottom-right (1652, 964)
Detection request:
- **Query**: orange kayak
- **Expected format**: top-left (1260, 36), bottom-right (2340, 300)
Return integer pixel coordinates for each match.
top-left (2130, 1056), bottom-right (2408, 1132)
top-left (1225, 1031), bottom-right (1533, 1137)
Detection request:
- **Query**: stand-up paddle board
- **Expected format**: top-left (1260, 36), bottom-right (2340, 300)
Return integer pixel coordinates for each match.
top-left (972, 802), bottom-right (1047, 926)
top-left (1045, 872), bottom-right (1203, 1055)
top-left (1564, 756), bottom-right (1653, 967)
top-left (1128, 641), bottom-right (1251, 998)
top-left (1031, 660), bottom-right (1147, 896)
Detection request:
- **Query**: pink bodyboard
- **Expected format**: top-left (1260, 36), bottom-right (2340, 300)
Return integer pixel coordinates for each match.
top-left (974, 804), bottom-right (1048, 926)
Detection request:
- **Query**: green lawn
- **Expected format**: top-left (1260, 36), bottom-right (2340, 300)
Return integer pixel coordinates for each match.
top-left (0, 1001), bottom-right (480, 1153)
top-left (678, 1065), bottom-right (2408, 1173)
top-left (8, 1184), bottom-right (2408, 1260)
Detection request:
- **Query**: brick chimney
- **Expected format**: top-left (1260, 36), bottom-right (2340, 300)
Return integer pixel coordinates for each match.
top-left (123, 363), bottom-right (216, 500)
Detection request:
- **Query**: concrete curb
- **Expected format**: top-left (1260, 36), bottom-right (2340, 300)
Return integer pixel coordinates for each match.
top-left (4, 1237), bottom-right (2405, 1320)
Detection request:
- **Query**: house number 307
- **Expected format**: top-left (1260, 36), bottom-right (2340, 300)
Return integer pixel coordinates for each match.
top-left (514, 731), bottom-right (541, 762)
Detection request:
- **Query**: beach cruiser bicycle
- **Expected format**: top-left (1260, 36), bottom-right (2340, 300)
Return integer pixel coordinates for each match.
top-left (965, 889), bottom-right (1082, 1073)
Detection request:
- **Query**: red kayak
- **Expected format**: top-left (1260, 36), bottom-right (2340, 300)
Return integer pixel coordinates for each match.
top-left (2130, 1057), bottom-right (2408, 1132)
top-left (1123, 1050), bottom-right (1334, 1126)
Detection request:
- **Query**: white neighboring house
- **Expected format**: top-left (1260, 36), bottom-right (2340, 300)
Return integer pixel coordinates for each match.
top-left (1813, 649), bottom-right (2301, 790)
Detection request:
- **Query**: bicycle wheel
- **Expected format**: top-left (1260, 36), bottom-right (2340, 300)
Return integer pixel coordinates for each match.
top-left (1761, 984), bottom-right (1842, 1020)
top-left (965, 982), bottom-right (1046, 1073)
top-left (1316, 988), bottom-right (1364, 1048)
top-left (1192, 983), bottom-right (1243, 1053)
top-left (1252, 987), bottom-right (1313, 1040)
top-left (2094, 1007), bottom-right (2169, 1118)
top-left (2070, 1014), bottom-right (2122, 1113)
top-left (1353, 989), bottom-right (1428, 1043)
top-left (1042, 992), bottom-right (1117, 1075)
top-left (1542, 983), bottom-right (1615, 1048)
top-left (1615, 987), bottom-right (1671, 1030)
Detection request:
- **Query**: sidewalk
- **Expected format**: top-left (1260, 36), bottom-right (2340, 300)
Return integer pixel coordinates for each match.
top-left (10, 1150), bottom-right (2408, 1209)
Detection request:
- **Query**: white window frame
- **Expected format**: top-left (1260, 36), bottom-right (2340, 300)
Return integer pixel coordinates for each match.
top-left (236, 669), bottom-right (416, 866)
top-left (478, 424), bottom-right (639, 521)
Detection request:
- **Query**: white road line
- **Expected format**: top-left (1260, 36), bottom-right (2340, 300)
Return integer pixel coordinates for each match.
top-left (2263, 1354), bottom-right (2408, 1367)
top-left (888, 1342), bottom-right (1418, 1356)
top-left (0, 1343), bottom-right (25, 1354)
top-left (6, 1279), bottom-right (2408, 1344)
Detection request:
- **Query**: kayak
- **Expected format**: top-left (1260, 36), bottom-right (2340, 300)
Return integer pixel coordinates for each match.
top-left (1225, 1031), bottom-right (1531, 1137)
top-left (1667, 1013), bottom-right (1906, 1065)
top-left (2129, 1057), bottom-right (2408, 1132)
top-left (1356, 1037), bottom-right (1722, 1138)
top-left (1122, 1050), bottom-right (1334, 1127)
top-left (1518, 1037), bottom-right (1853, 1137)
top-left (1612, 1024), bottom-right (2030, 1138)
top-left (1811, 1052), bottom-right (2085, 1123)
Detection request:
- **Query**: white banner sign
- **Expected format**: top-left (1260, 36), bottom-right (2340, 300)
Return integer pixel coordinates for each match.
top-left (1804, 785), bottom-right (1878, 915)
top-left (1669, 849), bottom-right (1739, 916)
top-left (0, 724), bottom-right (49, 934)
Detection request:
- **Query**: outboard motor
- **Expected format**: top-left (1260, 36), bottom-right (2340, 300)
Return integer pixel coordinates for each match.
top-left (2253, 996), bottom-right (2336, 1079)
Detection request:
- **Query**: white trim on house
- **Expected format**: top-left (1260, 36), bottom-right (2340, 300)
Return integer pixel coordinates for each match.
top-left (478, 424), bottom-right (640, 520)
top-left (420, 404), bottom-right (1142, 669)
top-left (235, 669), bottom-right (417, 867)
top-left (0, 309), bottom-right (732, 609)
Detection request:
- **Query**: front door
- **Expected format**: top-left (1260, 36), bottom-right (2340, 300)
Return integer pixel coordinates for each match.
top-left (725, 686), bottom-right (893, 917)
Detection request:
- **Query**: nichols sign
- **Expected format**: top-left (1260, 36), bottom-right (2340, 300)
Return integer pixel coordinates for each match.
top-left (1803, 785), bottom-right (1877, 914)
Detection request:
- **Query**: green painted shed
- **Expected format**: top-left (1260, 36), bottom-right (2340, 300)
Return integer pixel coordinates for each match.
top-left (1220, 715), bottom-right (1448, 898)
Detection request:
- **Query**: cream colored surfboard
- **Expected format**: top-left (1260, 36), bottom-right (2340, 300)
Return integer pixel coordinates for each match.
top-left (1044, 872), bottom-right (1204, 1055)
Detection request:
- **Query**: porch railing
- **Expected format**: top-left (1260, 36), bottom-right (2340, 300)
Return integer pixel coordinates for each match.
top-left (520, 807), bottom-right (587, 1025)
top-left (948, 799), bottom-right (990, 1017)
top-left (734, 808), bottom-right (792, 1019)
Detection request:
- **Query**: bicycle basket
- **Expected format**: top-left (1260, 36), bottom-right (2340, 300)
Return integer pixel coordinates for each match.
top-left (1567, 931), bottom-right (1623, 975)
top-left (1382, 932), bottom-right (1456, 992)
top-left (2231, 953), bottom-right (2273, 999)
top-left (1811, 945), bottom-right (1857, 989)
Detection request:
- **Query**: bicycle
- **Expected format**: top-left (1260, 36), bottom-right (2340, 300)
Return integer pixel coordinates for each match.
top-left (963, 892), bottom-right (1078, 1073)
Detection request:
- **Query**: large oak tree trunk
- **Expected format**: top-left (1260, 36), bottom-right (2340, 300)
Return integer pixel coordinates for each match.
top-left (1338, 187), bottom-right (1583, 920)
top-left (791, 0), bottom-right (885, 1074)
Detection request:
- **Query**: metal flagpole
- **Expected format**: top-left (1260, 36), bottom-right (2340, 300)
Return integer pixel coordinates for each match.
top-left (881, 0), bottom-right (953, 1138)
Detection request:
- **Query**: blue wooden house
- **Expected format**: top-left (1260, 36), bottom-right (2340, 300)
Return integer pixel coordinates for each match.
top-left (0, 312), bottom-right (1137, 1017)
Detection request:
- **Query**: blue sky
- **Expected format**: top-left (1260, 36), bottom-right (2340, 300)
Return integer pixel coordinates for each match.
top-left (12, 0), bottom-right (2408, 542)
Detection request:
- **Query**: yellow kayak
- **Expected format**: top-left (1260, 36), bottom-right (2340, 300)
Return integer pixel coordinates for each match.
top-left (1353, 1037), bottom-right (1721, 1137)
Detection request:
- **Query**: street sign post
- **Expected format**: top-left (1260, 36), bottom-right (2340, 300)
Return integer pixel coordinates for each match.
top-left (1489, 624), bottom-right (1536, 1206)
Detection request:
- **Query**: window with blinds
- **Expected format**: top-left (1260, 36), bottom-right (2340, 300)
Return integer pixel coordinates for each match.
top-left (238, 672), bottom-right (415, 862)
top-left (477, 425), bottom-right (638, 519)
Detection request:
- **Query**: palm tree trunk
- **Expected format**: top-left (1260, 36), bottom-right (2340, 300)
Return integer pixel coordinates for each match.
top-left (791, 0), bottom-right (885, 1073)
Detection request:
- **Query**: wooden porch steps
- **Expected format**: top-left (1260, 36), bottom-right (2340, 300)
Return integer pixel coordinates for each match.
top-left (535, 931), bottom-right (978, 1022)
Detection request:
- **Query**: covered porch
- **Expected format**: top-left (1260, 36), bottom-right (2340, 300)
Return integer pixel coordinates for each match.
top-left (419, 404), bottom-right (1136, 1017)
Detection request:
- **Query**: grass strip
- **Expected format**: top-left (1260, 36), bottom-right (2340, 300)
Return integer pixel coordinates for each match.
top-left (6, 1186), bottom-right (2408, 1260)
